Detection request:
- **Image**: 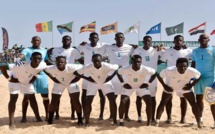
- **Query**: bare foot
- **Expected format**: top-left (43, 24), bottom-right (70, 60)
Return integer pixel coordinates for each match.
top-left (9, 124), bottom-right (16, 130)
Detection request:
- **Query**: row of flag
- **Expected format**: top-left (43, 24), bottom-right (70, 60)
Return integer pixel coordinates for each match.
top-left (35, 21), bottom-right (215, 36)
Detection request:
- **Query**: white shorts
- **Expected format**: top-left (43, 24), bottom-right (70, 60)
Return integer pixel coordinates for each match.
top-left (87, 81), bottom-right (114, 96)
top-left (121, 88), bottom-right (151, 97)
top-left (8, 82), bottom-right (21, 94)
top-left (148, 78), bottom-right (157, 97)
top-left (52, 83), bottom-right (80, 94)
top-left (82, 78), bottom-right (89, 89)
top-left (20, 83), bottom-right (35, 94)
top-left (111, 75), bottom-right (123, 95)
top-left (163, 89), bottom-right (192, 97)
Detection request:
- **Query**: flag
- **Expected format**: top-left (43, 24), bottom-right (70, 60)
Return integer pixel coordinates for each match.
top-left (146, 23), bottom-right (161, 35)
top-left (188, 22), bottom-right (206, 35)
top-left (57, 22), bottom-right (73, 34)
top-left (100, 22), bottom-right (118, 35)
top-left (124, 22), bottom-right (140, 34)
top-left (80, 21), bottom-right (96, 33)
top-left (210, 29), bottom-right (215, 35)
top-left (165, 22), bottom-right (184, 36)
top-left (35, 21), bottom-right (52, 32)
top-left (2, 27), bottom-right (9, 50)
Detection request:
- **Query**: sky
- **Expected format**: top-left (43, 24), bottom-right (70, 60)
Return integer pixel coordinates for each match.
top-left (0, 0), bottom-right (215, 51)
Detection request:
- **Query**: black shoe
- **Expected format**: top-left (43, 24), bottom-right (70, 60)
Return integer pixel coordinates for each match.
top-left (77, 121), bottom-right (84, 126)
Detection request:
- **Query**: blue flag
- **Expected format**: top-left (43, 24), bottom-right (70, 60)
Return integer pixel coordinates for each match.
top-left (146, 23), bottom-right (161, 35)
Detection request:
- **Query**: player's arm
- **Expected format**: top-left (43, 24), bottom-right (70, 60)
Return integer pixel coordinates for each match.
top-left (44, 48), bottom-right (54, 65)
top-left (29, 75), bottom-right (38, 84)
top-left (191, 61), bottom-right (195, 68)
top-left (73, 71), bottom-right (95, 83)
top-left (117, 70), bottom-right (132, 89)
top-left (70, 76), bottom-right (81, 84)
top-left (43, 70), bottom-right (61, 84)
top-left (183, 75), bottom-right (201, 91)
top-left (157, 73), bottom-right (173, 92)
top-left (0, 65), bottom-right (19, 82)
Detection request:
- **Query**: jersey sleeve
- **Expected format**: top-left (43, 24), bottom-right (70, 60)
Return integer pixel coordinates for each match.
top-left (160, 50), bottom-right (168, 62)
top-left (189, 67), bottom-right (201, 79)
top-left (106, 63), bottom-right (119, 71)
top-left (77, 45), bottom-right (84, 53)
top-left (74, 49), bottom-right (82, 60)
top-left (159, 68), bottom-right (169, 79)
top-left (21, 48), bottom-right (28, 56)
top-left (145, 66), bottom-right (156, 75)
top-left (67, 64), bottom-right (83, 73)
top-left (77, 64), bottom-right (92, 75)
top-left (44, 50), bottom-right (49, 61)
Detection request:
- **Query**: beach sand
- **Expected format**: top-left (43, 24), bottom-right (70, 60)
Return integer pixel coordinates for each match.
top-left (0, 75), bottom-right (214, 134)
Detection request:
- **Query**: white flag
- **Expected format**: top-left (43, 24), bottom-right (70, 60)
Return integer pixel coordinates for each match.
top-left (124, 22), bottom-right (140, 34)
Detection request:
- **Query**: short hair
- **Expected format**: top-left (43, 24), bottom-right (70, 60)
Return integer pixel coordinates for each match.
top-left (56, 55), bottom-right (66, 61)
top-left (62, 35), bottom-right (71, 40)
top-left (89, 32), bottom-right (98, 37)
top-left (174, 35), bottom-right (184, 41)
top-left (176, 58), bottom-right (188, 66)
top-left (115, 32), bottom-right (124, 37)
top-left (92, 54), bottom-right (102, 59)
top-left (32, 36), bottom-right (41, 41)
top-left (143, 36), bottom-right (152, 40)
top-left (132, 54), bottom-right (142, 61)
top-left (31, 52), bottom-right (42, 57)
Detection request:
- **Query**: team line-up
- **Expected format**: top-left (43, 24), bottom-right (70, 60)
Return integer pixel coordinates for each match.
top-left (0, 32), bottom-right (214, 130)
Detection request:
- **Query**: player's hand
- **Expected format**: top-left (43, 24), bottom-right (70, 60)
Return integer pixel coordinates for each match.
top-left (80, 41), bottom-right (87, 46)
top-left (182, 83), bottom-right (192, 90)
top-left (123, 83), bottom-right (132, 89)
top-left (129, 44), bottom-right (138, 49)
top-left (140, 83), bottom-right (149, 89)
top-left (164, 85), bottom-right (173, 92)
top-left (10, 75), bottom-right (19, 82)
top-left (86, 76), bottom-right (95, 83)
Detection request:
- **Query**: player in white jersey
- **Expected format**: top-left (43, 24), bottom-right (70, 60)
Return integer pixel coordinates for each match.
top-left (74, 54), bottom-right (119, 126)
top-left (47, 35), bottom-right (82, 120)
top-left (117, 55), bottom-right (157, 126)
top-left (160, 35), bottom-right (192, 124)
top-left (0, 66), bottom-right (20, 130)
top-left (44, 56), bottom-right (84, 125)
top-left (132, 36), bottom-right (163, 123)
top-left (104, 32), bottom-right (134, 121)
top-left (156, 58), bottom-right (202, 128)
top-left (0, 52), bottom-right (46, 129)
top-left (77, 32), bottom-right (108, 120)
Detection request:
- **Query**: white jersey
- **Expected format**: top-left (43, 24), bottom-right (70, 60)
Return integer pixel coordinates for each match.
top-left (132, 47), bottom-right (162, 69)
top-left (51, 47), bottom-right (81, 64)
top-left (9, 62), bottom-right (47, 84)
top-left (160, 66), bottom-right (201, 91)
top-left (45, 64), bottom-right (83, 86)
top-left (77, 43), bottom-right (108, 65)
top-left (105, 44), bottom-right (134, 66)
top-left (160, 48), bottom-right (192, 67)
top-left (77, 62), bottom-right (119, 84)
top-left (118, 65), bottom-right (156, 88)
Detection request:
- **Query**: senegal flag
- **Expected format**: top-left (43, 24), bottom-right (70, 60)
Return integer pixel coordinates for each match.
top-left (35, 21), bottom-right (52, 32)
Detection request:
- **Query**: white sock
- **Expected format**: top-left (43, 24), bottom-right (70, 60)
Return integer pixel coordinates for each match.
top-left (138, 117), bottom-right (142, 121)
top-left (156, 119), bottom-right (160, 123)
top-left (120, 119), bottom-right (123, 122)
top-left (200, 117), bottom-right (203, 122)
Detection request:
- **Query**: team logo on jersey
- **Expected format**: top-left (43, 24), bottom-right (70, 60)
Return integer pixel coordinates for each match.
top-left (208, 50), bottom-right (212, 54)
top-left (181, 53), bottom-right (186, 57)
top-left (102, 70), bottom-right (108, 74)
top-left (184, 76), bottom-right (189, 80)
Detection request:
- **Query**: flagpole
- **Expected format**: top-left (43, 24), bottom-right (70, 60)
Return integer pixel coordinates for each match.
top-left (138, 21), bottom-right (140, 45)
top-left (160, 22), bottom-right (162, 41)
top-left (52, 20), bottom-right (54, 48)
top-left (205, 21), bottom-right (207, 34)
top-left (73, 21), bottom-right (75, 46)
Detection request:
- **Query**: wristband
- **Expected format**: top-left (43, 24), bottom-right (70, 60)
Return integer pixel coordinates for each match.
top-left (121, 82), bottom-right (125, 86)
top-left (147, 82), bottom-right (151, 86)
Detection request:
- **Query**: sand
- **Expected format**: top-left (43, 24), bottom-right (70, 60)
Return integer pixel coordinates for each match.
top-left (0, 75), bottom-right (214, 134)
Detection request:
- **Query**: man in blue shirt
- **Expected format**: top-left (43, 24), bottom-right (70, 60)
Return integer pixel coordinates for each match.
top-left (191, 33), bottom-right (215, 127)
top-left (17, 36), bottom-right (52, 122)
